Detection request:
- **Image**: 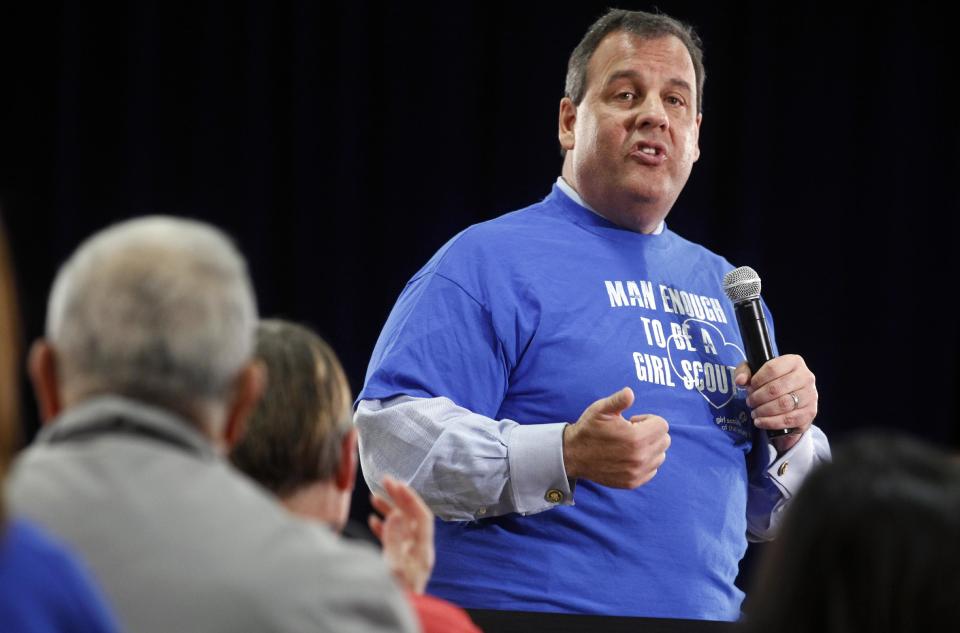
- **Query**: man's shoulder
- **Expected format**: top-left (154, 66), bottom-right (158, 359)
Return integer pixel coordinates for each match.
top-left (8, 417), bottom-right (368, 572)
top-left (208, 505), bottom-right (415, 632)
top-left (460, 199), bottom-right (557, 238)
top-left (426, 196), bottom-right (572, 272)
top-left (664, 228), bottom-right (737, 271)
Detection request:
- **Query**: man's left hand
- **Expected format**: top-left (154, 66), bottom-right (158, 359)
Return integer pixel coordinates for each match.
top-left (734, 354), bottom-right (818, 453)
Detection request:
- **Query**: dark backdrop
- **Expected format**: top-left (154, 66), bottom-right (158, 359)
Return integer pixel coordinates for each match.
top-left (2, 0), bottom-right (957, 595)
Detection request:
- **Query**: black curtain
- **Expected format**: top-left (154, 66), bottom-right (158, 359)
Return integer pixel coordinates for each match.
top-left (2, 0), bottom-right (957, 586)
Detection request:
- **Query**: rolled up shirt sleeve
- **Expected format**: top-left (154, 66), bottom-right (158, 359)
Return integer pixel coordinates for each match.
top-left (356, 396), bottom-right (573, 522)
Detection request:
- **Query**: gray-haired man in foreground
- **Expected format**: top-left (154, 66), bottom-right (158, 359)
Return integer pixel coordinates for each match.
top-left (7, 217), bottom-right (417, 633)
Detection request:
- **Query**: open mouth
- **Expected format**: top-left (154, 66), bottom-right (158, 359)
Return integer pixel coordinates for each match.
top-left (631, 141), bottom-right (667, 164)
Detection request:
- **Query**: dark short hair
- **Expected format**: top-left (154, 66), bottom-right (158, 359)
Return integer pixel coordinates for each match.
top-left (230, 320), bottom-right (352, 496)
top-left (565, 8), bottom-right (706, 113)
top-left (743, 433), bottom-right (960, 633)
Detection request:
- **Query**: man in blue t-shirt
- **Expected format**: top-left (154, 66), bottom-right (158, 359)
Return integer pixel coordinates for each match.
top-left (357, 9), bottom-right (829, 620)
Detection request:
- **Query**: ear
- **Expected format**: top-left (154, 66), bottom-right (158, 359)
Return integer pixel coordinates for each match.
top-left (222, 360), bottom-right (266, 450)
top-left (558, 97), bottom-right (577, 152)
top-left (28, 340), bottom-right (62, 424)
top-left (692, 112), bottom-right (702, 162)
top-left (334, 428), bottom-right (358, 492)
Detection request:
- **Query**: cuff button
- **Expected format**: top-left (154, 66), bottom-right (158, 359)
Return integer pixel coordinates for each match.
top-left (545, 489), bottom-right (564, 504)
top-left (777, 462), bottom-right (789, 476)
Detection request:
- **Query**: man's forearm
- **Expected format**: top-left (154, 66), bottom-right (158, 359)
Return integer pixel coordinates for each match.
top-left (355, 396), bottom-right (572, 521)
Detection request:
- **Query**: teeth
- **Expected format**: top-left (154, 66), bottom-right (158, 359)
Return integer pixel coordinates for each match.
top-left (640, 147), bottom-right (657, 155)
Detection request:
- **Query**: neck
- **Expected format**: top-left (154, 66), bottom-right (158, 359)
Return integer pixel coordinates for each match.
top-left (281, 479), bottom-right (348, 531)
top-left (561, 160), bottom-right (670, 234)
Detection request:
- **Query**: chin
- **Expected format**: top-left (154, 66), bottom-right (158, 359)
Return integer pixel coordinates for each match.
top-left (624, 186), bottom-right (667, 208)
top-left (620, 172), bottom-right (666, 195)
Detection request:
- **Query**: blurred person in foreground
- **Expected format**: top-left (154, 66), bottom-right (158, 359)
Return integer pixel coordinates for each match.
top-left (231, 319), bottom-right (482, 633)
top-left (742, 433), bottom-right (960, 633)
top-left (355, 8), bottom-right (830, 620)
top-left (0, 216), bottom-right (121, 632)
top-left (7, 216), bottom-right (417, 633)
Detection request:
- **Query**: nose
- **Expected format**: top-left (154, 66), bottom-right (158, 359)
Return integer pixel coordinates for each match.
top-left (635, 95), bottom-right (669, 131)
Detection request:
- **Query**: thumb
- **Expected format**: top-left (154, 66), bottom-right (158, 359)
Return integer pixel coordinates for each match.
top-left (734, 362), bottom-right (752, 387)
top-left (593, 387), bottom-right (634, 417)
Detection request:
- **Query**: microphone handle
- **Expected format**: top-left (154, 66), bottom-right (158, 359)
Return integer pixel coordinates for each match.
top-left (733, 299), bottom-right (792, 439)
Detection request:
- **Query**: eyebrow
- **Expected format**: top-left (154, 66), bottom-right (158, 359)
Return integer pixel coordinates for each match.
top-left (605, 70), bottom-right (693, 95)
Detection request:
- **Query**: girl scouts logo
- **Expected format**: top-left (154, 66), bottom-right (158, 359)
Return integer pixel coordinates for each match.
top-left (666, 318), bottom-right (746, 410)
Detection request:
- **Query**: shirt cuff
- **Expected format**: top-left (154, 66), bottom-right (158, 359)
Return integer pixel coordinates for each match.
top-left (507, 422), bottom-right (574, 515)
top-left (766, 430), bottom-right (815, 498)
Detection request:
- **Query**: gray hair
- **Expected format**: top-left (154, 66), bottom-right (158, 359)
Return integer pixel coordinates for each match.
top-left (565, 9), bottom-right (706, 113)
top-left (46, 216), bottom-right (257, 410)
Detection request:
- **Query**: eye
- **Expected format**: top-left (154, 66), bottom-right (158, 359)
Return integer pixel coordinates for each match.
top-left (615, 91), bottom-right (637, 102)
top-left (665, 95), bottom-right (686, 107)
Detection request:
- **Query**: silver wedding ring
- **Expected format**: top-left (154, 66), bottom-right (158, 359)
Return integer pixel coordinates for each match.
top-left (789, 392), bottom-right (800, 410)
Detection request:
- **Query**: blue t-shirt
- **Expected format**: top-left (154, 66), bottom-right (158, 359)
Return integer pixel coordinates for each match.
top-left (361, 185), bottom-right (776, 619)
top-left (0, 518), bottom-right (121, 633)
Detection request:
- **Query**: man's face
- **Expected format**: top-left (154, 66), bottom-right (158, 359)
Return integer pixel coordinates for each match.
top-left (560, 32), bottom-right (702, 231)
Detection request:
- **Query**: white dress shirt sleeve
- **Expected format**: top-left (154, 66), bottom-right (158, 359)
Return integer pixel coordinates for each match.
top-left (746, 424), bottom-right (831, 540)
top-left (355, 396), bottom-right (574, 522)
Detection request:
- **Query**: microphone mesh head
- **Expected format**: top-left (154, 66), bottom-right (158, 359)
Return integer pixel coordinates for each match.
top-left (722, 266), bottom-right (762, 302)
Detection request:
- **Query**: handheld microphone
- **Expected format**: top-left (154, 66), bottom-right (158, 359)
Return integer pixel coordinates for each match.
top-left (722, 266), bottom-right (793, 438)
